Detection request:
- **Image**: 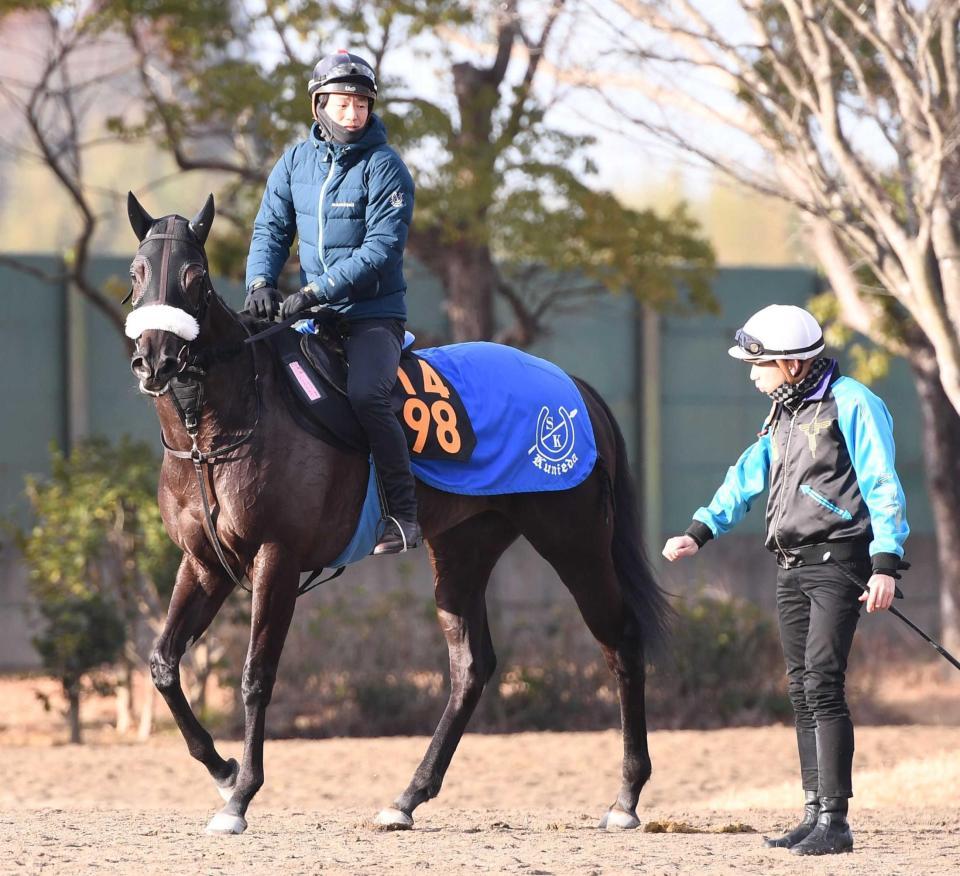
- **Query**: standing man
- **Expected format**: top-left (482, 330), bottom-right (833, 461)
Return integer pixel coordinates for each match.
top-left (245, 50), bottom-right (420, 554)
top-left (662, 304), bottom-right (909, 856)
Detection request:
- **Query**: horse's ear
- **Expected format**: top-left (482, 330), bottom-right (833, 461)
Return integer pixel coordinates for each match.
top-left (127, 191), bottom-right (154, 242)
top-left (189, 194), bottom-right (215, 246)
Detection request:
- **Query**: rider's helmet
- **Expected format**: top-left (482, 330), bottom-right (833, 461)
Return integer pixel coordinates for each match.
top-left (728, 304), bottom-right (824, 362)
top-left (308, 50), bottom-right (377, 106)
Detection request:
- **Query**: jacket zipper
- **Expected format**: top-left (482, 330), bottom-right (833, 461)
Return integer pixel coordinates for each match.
top-left (317, 149), bottom-right (336, 272)
top-left (773, 408), bottom-right (799, 557)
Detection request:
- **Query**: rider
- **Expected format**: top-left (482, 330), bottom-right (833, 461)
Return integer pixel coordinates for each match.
top-left (244, 50), bottom-right (420, 555)
top-left (661, 304), bottom-right (909, 856)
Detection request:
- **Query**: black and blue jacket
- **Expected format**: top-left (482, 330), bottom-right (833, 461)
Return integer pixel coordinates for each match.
top-left (245, 115), bottom-right (415, 321)
top-left (686, 362), bottom-right (909, 574)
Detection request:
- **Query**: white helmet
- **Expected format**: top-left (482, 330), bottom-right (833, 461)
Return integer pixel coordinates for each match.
top-left (728, 304), bottom-right (824, 362)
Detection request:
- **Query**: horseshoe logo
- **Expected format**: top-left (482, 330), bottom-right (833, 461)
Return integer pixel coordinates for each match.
top-left (530, 405), bottom-right (577, 463)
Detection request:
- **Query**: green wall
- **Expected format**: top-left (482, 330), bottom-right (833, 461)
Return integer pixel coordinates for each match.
top-left (0, 259), bottom-right (66, 524)
top-left (0, 258), bottom-right (932, 540)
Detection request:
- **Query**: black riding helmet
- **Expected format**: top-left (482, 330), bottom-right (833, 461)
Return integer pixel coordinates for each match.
top-left (308, 50), bottom-right (377, 108)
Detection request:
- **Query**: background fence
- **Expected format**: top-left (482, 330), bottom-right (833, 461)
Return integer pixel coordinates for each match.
top-left (0, 258), bottom-right (934, 673)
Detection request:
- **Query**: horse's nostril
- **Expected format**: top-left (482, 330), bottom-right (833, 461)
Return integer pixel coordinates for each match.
top-left (131, 355), bottom-right (147, 376)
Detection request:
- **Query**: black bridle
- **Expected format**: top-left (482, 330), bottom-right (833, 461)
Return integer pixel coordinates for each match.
top-left (127, 217), bottom-right (344, 596)
top-left (129, 217), bottom-right (260, 592)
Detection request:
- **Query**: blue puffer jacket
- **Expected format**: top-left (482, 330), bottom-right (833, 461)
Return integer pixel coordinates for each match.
top-left (245, 115), bottom-right (414, 321)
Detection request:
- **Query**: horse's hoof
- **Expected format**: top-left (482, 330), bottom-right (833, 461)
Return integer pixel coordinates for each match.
top-left (373, 808), bottom-right (414, 830)
top-left (205, 812), bottom-right (247, 835)
top-left (215, 759), bottom-right (239, 802)
top-left (599, 808), bottom-right (640, 830)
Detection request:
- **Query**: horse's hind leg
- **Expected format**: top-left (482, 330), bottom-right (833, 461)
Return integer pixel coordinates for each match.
top-left (376, 511), bottom-right (518, 829)
top-left (521, 523), bottom-right (651, 830)
top-left (151, 555), bottom-right (238, 796)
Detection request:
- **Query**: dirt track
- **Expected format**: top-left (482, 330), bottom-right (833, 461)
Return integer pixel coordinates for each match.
top-left (3, 726), bottom-right (960, 874)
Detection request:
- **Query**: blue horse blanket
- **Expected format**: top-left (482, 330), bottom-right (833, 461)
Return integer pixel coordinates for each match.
top-left (411, 342), bottom-right (597, 496)
top-left (325, 342), bottom-right (599, 569)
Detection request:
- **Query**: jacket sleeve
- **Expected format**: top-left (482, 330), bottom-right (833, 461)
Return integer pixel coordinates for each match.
top-left (320, 151), bottom-right (414, 302)
top-left (245, 151), bottom-right (297, 289)
top-left (835, 386), bottom-right (909, 568)
top-left (689, 431), bottom-right (771, 543)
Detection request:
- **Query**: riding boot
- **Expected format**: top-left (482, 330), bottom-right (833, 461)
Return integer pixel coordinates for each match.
top-left (373, 517), bottom-right (422, 554)
top-left (789, 797), bottom-right (853, 856)
top-left (762, 790), bottom-right (820, 848)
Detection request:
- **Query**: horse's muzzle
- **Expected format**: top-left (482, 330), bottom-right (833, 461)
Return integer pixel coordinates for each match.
top-left (131, 351), bottom-right (179, 394)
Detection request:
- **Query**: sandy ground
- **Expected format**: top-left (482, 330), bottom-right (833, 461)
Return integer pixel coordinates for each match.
top-left (1, 723), bottom-right (959, 875)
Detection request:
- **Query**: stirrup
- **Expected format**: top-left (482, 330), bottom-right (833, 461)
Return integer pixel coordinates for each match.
top-left (386, 515), bottom-right (409, 553)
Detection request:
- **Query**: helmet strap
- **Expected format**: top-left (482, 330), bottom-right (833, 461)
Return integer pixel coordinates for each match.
top-left (767, 357), bottom-right (830, 405)
top-left (775, 358), bottom-right (811, 385)
top-left (314, 104), bottom-right (372, 145)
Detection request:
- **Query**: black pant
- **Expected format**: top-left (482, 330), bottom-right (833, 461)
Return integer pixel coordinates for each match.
top-left (344, 318), bottom-right (417, 520)
top-left (777, 559), bottom-right (866, 798)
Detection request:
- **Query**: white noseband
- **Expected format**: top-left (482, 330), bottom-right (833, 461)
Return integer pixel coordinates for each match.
top-left (125, 304), bottom-right (200, 341)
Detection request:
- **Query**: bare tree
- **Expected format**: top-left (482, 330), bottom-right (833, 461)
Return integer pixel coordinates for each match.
top-left (594, 0), bottom-right (960, 648)
top-left (0, 8), bottom-right (146, 341)
top-left (115, 0), bottom-right (713, 344)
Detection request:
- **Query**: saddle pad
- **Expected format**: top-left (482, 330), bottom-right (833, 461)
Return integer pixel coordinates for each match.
top-left (410, 342), bottom-right (597, 495)
top-left (327, 461), bottom-right (383, 568)
top-left (275, 324), bottom-right (477, 461)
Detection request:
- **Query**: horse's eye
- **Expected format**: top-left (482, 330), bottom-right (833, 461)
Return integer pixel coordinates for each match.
top-left (181, 263), bottom-right (204, 294)
top-left (129, 257), bottom-right (151, 303)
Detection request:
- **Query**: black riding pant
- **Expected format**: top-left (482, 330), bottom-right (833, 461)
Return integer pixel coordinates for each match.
top-left (344, 318), bottom-right (417, 520)
top-left (776, 559), bottom-right (866, 798)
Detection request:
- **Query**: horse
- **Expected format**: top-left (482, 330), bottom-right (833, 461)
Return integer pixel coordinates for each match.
top-left (124, 192), bottom-right (671, 835)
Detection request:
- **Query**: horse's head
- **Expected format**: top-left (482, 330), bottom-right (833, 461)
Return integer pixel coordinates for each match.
top-left (125, 192), bottom-right (216, 395)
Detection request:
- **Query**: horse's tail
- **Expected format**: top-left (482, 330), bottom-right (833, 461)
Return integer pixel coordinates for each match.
top-left (578, 379), bottom-right (674, 656)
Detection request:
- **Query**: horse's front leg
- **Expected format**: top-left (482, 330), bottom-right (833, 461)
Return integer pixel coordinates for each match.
top-left (206, 543), bottom-right (299, 835)
top-left (151, 555), bottom-right (238, 796)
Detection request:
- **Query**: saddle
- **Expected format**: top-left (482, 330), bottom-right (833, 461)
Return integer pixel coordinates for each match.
top-left (266, 315), bottom-right (476, 461)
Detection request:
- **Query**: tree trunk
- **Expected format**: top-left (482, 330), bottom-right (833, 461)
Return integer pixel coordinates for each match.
top-left (137, 669), bottom-right (155, 741)
top-left (911, 359), bottom-right (960, 654)
top-left (115, 659), bottom-right (134, 734)
top-left (66, 680), bottom-right (82, 744)
top-left (444, 241), bottom-right (496, 341)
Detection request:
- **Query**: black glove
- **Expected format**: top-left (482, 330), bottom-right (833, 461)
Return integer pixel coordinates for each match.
top-left (279, 289), bottom-right (322, 320)
top-left (244, 283), bottom-right (281, 320)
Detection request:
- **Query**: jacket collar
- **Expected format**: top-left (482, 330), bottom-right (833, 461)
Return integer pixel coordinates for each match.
top-left (804, 358), bottom-right (839, 402)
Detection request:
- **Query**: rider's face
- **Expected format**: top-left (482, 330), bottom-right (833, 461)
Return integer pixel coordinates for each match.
top-left (324, 93), bottom-right (370, 129)
top-left (749, 360), bottom-right (787, 393)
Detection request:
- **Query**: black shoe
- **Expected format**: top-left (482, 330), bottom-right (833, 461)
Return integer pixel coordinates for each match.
top-left (790, 798), bottom-right (853, 856)
top-left (763, 791), bottom-right (820, 848)
top-left (373, 518), bottom-right (422, 555)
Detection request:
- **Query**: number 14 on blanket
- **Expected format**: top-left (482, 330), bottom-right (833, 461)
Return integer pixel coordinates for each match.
top-left (396, 358), bottom-right (477, 462)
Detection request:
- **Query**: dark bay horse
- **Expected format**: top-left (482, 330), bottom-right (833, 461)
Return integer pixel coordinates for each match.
top-left (124, 193), bottom-right (671, 835)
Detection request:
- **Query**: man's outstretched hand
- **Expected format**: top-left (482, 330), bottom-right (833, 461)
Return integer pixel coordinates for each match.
top-left (662, 535), bottom-right (699, 562)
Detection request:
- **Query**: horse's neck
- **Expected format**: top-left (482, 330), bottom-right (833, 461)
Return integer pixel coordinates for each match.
top-left (156, 298), bottom-right (258, 447)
